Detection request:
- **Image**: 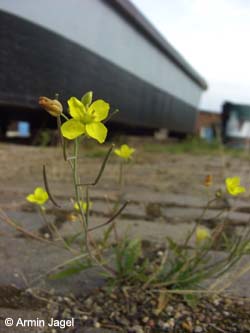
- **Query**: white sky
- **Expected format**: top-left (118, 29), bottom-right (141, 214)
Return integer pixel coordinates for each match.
top-left (131, 0), bottom-right (250, 112)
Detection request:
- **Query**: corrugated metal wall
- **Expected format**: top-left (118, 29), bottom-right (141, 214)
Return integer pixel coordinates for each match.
top-left (0, 0), bottom-right (204, 108)
top-left (0, 0), bottom-right (204, 134)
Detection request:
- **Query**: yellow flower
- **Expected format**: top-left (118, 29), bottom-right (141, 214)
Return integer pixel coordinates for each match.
top-left (38, 96), bottom-right (63, 117)
top-left (74, 201), bottom-right (93, 213)
top-left (26, 187), bottom-right (49, 205)
top-left (114, 144), bottom-right (135, 160)
top-left (225, 177), bottom-right (246, 196)
top-left (61, 94), bottom-right (109, 143)
top-left (196, 226), bottom-right (211, 244)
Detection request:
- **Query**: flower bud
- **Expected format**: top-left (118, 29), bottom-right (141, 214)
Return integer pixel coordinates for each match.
top-left (215, 189), bottom-right (222, 198)
top-left (39, 96), bottom-right (63, 117)
top-left (81, 91), bottom-right (93, 107)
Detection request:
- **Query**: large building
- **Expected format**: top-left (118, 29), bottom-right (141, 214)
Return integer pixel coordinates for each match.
top-left (0, 0), bottom-right (207, 138)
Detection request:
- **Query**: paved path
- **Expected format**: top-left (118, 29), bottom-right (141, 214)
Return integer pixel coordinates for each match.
top-left (1, 144), bottom-right (250, 332)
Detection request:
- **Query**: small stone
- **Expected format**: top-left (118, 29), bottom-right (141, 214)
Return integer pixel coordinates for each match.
top-left (94, 322), bottom-right (101, 328)
top-left (148, 319), bottom-right (155, 328)
top-left (194, 326), bottom-right (203, 333)
top-left (117, 317), bottom-right (130, 326)
top-left (223, 311), bottom-right (230, 316)
top-left (84, 297), bottom-right (93, 308)
top-left (142, 316), bottom-right (149, 323)
top-left (174, 311), bottom-right (182, 319)
top-left (63, 296), bottom-right (71, 303)
top-left (165, 318), bottom-right (175, 328)
top-left (62, 309), bottom-right (71, 319)
top-left (182, 320), bottom-right (193, 332)
top-left (166, 305), bottom-right (174, 313)
top-left (131, 325), bottom-right (144, 333)
top-left (130, 304), bottom-right (137, 315)
top-left (110, 293), bottom-right (118, 300)
top-left (25, 288), bottom-right (33, 294)
top-left (213, 299), bottom-right (220, 306)
top-left (93, 304), bottom-right (102, 313)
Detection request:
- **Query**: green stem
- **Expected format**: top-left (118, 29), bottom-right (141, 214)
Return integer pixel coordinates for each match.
top-left (71, 138), bottom-right (116, 277)
top-left (61, 113), bottom-right (69, 121)
top-left (183, 197), bottom-right (218, 249)
top-left (38, 206), bottom-right (78, 255)
top-left (72, 138), bottom-right (87, 238)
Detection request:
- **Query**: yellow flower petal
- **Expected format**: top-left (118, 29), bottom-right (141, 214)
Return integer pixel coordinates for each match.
top-left (121, 144), bottom-right (135, 158)
top-left (74, 201), bottom-right (93, 212)
top-left (61, 119), bottom-right (86, 140)
top-left (225, 177), bottom-right (246, 196)
top-left (85, 122), bottom-right (107, 143)
top-left (114, 148), bottom-right (123, 158)
top-left (114, 144), bottom-right (135, 159)
top-left (26, 194), bottom-right (36, 203)
top-left (88, 100), bottom-right (109, 121)
top-left (34, 188), bottom-right (48, 205)
top-left (68, 97), bottom-right (85, 120)
top-left (196, 226), bottom-right (211, 244)
top-left (26, 187), bottom-right (48, 205)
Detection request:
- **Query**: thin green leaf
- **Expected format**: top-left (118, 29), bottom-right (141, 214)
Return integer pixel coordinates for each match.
top-left (49, 262), bottom-right (91, 280)
top-left (122, 239), bottom-right (141, 273)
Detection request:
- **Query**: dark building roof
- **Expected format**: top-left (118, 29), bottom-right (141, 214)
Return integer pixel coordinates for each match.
top-left (105, 0), bottom-right (208, 90)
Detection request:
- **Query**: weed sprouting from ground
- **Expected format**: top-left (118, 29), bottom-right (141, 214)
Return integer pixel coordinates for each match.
top-left (1, 92), bottom-right (250, 312)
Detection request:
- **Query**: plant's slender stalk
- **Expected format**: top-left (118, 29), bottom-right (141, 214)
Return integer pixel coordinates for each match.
top-left (213, 260), bottom-right (250, 293)
top-left (103, 109), bottom-right (119, 123)
top-left (57, 115), bottom-right (69, 161)
top-left (85, 185), bottom-right (90, 227)
top-left (0, 209), bottom-right (53, 244)
top-left (43, 165), bottom-right (60, 208)
top-left (165, 207), bottom-right (228, 285)
top-left (77, 144), bottom-right (114, 186)
top-left (29, 253), bottom-right (90, 285)
top-left (70, 139), bottom-right (116, 277)
top-left (88, 201), bottom-right (128, 232)
top-left (150, 289), bottom-right (224, 295)
top-left (142, 249), bottom-right (168, 289)
top-left (183, 198), bottom-right (218, 250)
top-left (38, 206), bottom-right (78, 255)
top-left (61, 113), bottom-right (69, 121)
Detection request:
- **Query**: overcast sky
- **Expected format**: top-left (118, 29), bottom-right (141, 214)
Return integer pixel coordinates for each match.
top-left (131, 0), bottom-right (250, 112)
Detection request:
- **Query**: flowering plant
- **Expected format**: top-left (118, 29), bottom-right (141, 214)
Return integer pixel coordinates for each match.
top-left (2, 91), bottom-right (249, 310)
